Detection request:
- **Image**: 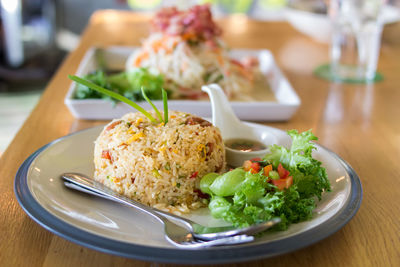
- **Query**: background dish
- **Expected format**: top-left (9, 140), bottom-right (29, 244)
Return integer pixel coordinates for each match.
top-left (65, 47), bottom-right (300, 121)
top-left (15, 124), bottom-right (362, 264)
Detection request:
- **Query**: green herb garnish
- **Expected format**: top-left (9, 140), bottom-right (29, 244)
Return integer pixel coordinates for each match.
top-left (69, 75), bottom-right (169, 124)
top-left (141, 86), bottom-right (163, 122)
top-left (162, 88), bottom-right (168, 124)
top-left (74, 68), bottom-right (165, 102)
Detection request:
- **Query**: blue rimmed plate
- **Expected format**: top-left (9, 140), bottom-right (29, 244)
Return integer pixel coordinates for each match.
top-left (14, 125), bottom-right (362, 264)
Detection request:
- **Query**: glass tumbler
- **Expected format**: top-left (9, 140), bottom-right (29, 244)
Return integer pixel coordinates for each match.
top-left (329, 0), bottom-right (385, 83)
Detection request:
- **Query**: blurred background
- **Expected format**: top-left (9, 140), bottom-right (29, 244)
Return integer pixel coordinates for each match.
top-left (0, 0), bottom-right (399, 154)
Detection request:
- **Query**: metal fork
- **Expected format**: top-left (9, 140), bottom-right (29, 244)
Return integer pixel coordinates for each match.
top-left (160, 218), bottom-right (254, 248)
top-left (61, 175), bottom-right (253, 248)
top-left (61, 173), bottom-right (279, 246)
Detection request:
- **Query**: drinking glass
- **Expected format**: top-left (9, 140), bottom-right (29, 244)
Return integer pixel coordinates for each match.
top-left (328, 0), bottom-right (385, 83)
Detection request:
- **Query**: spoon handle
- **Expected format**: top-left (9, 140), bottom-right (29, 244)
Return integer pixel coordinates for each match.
top-left (201, 84), bottom-right (242, 133)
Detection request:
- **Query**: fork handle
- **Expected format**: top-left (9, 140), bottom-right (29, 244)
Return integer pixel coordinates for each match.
top-left (61, 173), bottom-right (197, 229)
top-left (61, 173), bottom-right (170, 225)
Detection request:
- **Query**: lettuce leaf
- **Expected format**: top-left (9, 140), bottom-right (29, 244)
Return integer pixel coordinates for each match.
top-left (202, 129), bottom-right (331, 230)
top-left (264, 129), bottom-right (330, 200)
top-left (74, 68), bottom-right (165, 102)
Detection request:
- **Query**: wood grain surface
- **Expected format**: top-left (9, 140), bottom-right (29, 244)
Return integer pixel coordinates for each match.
top-left (1, 10), bottom-right (399, 266)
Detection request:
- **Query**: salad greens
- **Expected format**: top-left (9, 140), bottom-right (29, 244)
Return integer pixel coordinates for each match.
top-left (68, 75), bottom-right (169, 125)
top-left (264, 130), bottom-right (330, 200)
top-left (199, 130), bottom-right (330, 230)
top-left (74, 68), bottom-right (166, 102)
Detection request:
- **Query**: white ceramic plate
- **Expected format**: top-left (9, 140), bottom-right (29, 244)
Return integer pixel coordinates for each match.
top-left (15, 124), bottom-right (362, 264)
top-left (64, 47), bottom-right (300, 121)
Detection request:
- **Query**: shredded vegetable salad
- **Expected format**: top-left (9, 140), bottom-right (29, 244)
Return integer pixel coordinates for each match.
top-left (126, 4), bottom-right (262, 101)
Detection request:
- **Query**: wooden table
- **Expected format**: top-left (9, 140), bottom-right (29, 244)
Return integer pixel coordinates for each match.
top-left (1, 10), bottom-right (399, 266)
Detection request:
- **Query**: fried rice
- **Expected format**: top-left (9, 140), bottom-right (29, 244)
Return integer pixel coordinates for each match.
top-left (94, 110), bottom-right (225, 214)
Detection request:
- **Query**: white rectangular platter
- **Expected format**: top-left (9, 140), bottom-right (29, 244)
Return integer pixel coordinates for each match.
top-left (65, 46), bottom-right (300, 121)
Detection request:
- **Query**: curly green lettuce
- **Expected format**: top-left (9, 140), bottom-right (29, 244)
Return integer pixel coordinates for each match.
top-left (74, 68), bottom-right (165, 102)
top-left (200, 130), bottom-right (331, 230)
top-left (264, 130), bottom-right (330, 200)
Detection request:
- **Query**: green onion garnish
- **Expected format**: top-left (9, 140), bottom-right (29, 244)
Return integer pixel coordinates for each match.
top-left (68, 75), bottom-right (160, 123)
top-left (162, 88), bottom-right (168, 124)
top-left (141, 87), bottom-right (163, 123)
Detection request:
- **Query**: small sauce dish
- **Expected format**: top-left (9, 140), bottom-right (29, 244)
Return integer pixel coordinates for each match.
top-left (202, 84), bottom-right (278, 167)
top-left (224, 138), bottom-right (267, 152)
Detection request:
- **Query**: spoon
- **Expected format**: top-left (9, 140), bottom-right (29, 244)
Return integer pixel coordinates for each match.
top-left (61, 173), bottom-right (281, 241)
top-left (201, 84), bottom-right (277, 167)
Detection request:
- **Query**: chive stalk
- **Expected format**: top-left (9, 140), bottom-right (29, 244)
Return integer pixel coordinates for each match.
top-left (162, 88), bottom-right (168, 124)
top-left (141, 87), bottom-right (163, 123)
top-left (68, 75), bottom-right (157, 123)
